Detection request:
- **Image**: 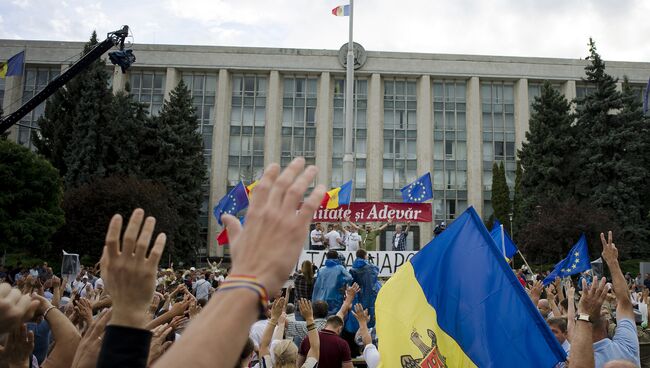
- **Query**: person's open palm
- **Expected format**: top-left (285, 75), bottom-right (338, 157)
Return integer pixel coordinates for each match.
top-left (100, 208), bottom-right (166, 328)
top-left (223, 158), bottom-right (326, 295)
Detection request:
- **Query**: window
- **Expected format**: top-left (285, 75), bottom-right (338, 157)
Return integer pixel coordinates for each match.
top-left (383, 79), bottom-right (417, 200)
top-left (18, 67), bottom-right (61, 149)
top-left (182, 72), bottom-right (217, 174)
top-left (481, 81), bottom-right (516, 219)
top-left (432, 80), bottom-right (468, 223)
top-left (228, 74), bottom-right (267, 188)
top-left (130, 70), bottom-right (166, 116)
top-left (282, 76), bottom-right (317, 167)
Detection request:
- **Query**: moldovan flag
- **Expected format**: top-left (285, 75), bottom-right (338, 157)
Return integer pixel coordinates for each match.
top-left (375, 207), bottom-right (566, 368)
top-left (320, 180), bottom-right (352, 209)
top-left (0, 51), bottom-right (25, 78)
top-left (246, 180), bottom-right (259, 195)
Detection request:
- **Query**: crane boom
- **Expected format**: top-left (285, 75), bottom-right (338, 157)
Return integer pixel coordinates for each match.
top-left (0, 25), bottom-right (135, 134)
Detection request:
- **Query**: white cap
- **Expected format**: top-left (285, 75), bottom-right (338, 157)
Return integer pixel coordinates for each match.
top-left (95, 278), bottom-right (104, 289)
top-left (190, 267), bottom-right (196, 271)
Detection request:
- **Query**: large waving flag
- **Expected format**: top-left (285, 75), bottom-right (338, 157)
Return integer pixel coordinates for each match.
top-left (320, 180), bottom-right (352, 209)
top-left (543, 234), bottom-right (591, 286)
top-left (331, 4), bottom-right (350, 16)
top-left (0, 51), bottom-right (25, 78)
top-left (376, 207), bottom-right (566, 368)
top-left (401, 173), bottom-right (433, 203)
top-left (213, 182), bottom-right (249, 225)
top-left (490, 219), bottom-right (518, 260)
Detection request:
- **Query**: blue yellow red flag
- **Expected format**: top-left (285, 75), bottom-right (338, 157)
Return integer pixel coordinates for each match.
top-left (320, 180), bottom-right (352, 209)
top-left (331, 4), bottom-right (350, 16)
top-left (375, 206), bottom-right (566, 368)
top-left (0, 51), bottom-right (25, 78)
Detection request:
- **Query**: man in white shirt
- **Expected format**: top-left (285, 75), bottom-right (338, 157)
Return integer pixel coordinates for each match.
top-left (346, 227), bottom-right (362, 252)
top-left (310, 223), bottom-right (325, 250)
top-left (193, 272), bottom-right (212, 301)
top-left (325, 224), bottom-right (345, 251)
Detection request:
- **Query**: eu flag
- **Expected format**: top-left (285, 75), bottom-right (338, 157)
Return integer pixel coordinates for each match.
top-left (376, 207), bottom-right (566, 367)
top-left (543, 234), bottom-right (591, 286)
top-left (490, 219), bottom-right (518, 260)
top-left (401, 172), bottom-right (433, 203)
top-left (213, 182), bottom-right (249, 225)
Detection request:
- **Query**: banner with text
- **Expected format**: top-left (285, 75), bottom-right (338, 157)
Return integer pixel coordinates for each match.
top-left (296, 250), bottom-right (418, 277)
top-left (311, 202), bottom-right (431, 223)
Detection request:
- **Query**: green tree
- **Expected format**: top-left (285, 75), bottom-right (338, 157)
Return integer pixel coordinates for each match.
top-left (518, 81), bottom-right (576, 230)
top-left (491, 161), bottom-right (511, 231)
top-left (512, 160), bottom-right (523, 240)
top-left (141, 81), bottom-right (206, 262)
top-left (0, 139), bottom-right (65, 257)
top-left (56, 176), bottom-right (180, 262)
top-left (573, 39), bottom-right (648, 256)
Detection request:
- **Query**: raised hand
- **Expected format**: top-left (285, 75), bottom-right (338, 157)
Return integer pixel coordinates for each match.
top-left (0, 324), bottom-right (34, 367)
top-left (577, 277), bottom-right (608, 319)
top-left (298, 298), bottom-right (314, 322)
top-left (71, 309), bottom-right (112, 368)
top-left (351, 303), bottom-right (370, 326)
top-left (169, 315), bottom-right (189, 332)
top-left (600, 231), bottom-right (618, 265)
top-left (222, 158), bottom-right (326, 295)
top-left (270, 296), bottom-right (286, 321)
top-left (0, 282), bottom-right (39, 335)
top-left (345, 283), bottom-right (361, 303)
top-left (148, 323), bottom-right (174, 366)
top-left (100, 208), bottom-right (166, 328)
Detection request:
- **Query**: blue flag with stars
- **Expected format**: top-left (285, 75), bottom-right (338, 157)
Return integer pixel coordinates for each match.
top-left (400, 172), bottom-right (433, 203)
top-left (213, 182), bottom-right (249, 226)
top-left (543, 234), bottom-right (591, 285)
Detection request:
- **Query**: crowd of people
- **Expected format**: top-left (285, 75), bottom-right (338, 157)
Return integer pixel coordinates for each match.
top-left (0, 158), bottom-right (646, 368)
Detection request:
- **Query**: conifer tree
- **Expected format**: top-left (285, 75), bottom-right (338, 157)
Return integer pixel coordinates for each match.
top-left (141, 81), bottom-right (206, 262)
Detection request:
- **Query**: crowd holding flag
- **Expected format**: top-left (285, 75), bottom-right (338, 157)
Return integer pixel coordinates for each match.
top-left (376, 207), bottom-right (566, 367)
top-left (320, 180), bottom-right (353, 209)
top-left (490, 219), bottom-right (518, 261)
top-left (543, 233), bottom-right (591, 286)
top-left (0, 50), bottom-right (24, 78)
top-left (401, 172), bottom-right (433, 203)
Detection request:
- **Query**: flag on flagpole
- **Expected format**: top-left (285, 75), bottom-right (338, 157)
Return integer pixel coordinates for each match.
top-left (375, 207), bottom-right (566, 367)
top-left (490, 219), bottom-right (518, 260)
top-left (213, 182), bottom-right (249, 225)
top-left (543, 234), bottom-right (591, 285)
top-left (320, 180), bottom-right (353, 209)
top-left (331, 4), bottom-right (350, 16)
top-left (400, 173), bottom-right (433, 203)
top-left (0, 51), bottom-right (25, 78)
top-left (246, 180), bottom-right (259, 196)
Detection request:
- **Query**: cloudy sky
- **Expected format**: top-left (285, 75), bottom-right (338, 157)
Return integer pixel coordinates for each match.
top-left (1, 0), bottom-right (649, 62)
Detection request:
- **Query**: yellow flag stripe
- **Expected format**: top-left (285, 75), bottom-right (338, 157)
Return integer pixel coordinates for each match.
top-left (375, 262), bottom-right (478, 368)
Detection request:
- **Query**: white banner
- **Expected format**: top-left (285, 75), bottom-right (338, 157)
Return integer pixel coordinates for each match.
top-left (295, 250), bottom-right (417, 277)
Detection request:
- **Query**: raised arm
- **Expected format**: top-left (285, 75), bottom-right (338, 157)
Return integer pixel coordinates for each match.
top-left (337, 283), bottom-right (360, 321)
top-left (404, 221), bottom-right (411, 234)
top-left (545, 286), bottom-right (562, 318)
top-left (36, 294), bottom-right (82, 368)
top-left (299, 298), bottom-right (320, 361)
top-left (567, 286), bottom-right (576, 341)
top-left (345, 216), bottom-right (361, 231)
top-left (154, 158), bottom-right (326, 368)
top-left (528, 280), bottom-right (543, 308)
top-left (259, 297), bottom-right (286, 359)
top-left (376, 218), bottom-right (393, 232)
top-left (571, 277), bottom-right (608, 368)
top-left (601, 231), bottom-right (634, 321)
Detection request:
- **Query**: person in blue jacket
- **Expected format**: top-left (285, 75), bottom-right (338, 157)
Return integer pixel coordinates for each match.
top-left (344, 249), bottom-right (380, 334)
top-left (312, 250), bottom-right (353, 316)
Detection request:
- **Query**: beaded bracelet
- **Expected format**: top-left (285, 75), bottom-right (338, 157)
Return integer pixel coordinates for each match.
top-left (216, 275), bottom-right (269, 312)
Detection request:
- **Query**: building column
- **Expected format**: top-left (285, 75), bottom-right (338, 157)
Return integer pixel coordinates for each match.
top-left (562, 80), bottom-right (577, 113)
top-left (514, 78), bottom-right (529, 151)
top-left (416, 75), bottom-right (433, 246)
top-left (209, 69), bottom-right (232, 257)
top-left (164, 67), bottom-right (180, 101)
top-left (466, 76), bottom-right (483, 216)
top-left (112, 66), bottom-right (127, 94)
top-left (366, 73), bottom-right (383, 201)
top-left (265, 71), bottom-right (282, 166)
top-left (3, 74), bottom-right (24, 142)
top-left (315, 72), bottom-right (332, 186)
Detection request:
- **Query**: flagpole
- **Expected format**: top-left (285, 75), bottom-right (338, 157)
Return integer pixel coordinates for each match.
top-left (499, 224), bottom-right (506, 257)
top-left (342, 0), bottom-right (355, 185)
top-left (518, 250), bottom-right (534, 275)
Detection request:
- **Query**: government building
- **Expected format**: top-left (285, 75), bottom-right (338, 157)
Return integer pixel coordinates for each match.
top-left (1, 39), bottom-right (649, 257)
